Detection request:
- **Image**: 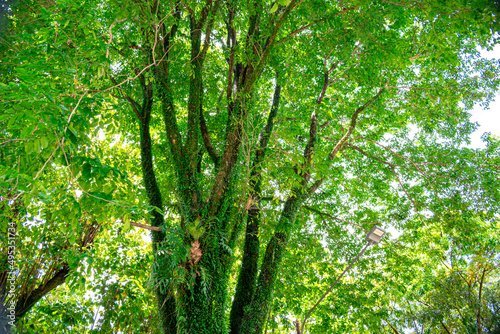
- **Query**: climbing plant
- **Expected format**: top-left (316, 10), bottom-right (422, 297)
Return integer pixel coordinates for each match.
top-left (1, 0), bottom-right (500, 333)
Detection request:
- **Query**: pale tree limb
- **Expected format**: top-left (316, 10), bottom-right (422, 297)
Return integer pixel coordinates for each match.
top-left (389, 165), bottom-right (418, 210)
top-left (0, 138), bottom-right (30, 146)
top-left (129, 220), bottom-right (162, 232)
top-left (360, 136), bottom-right (453, 180)
top-left (105, 17), bottom-right (128, 58)
top-left (386, 319), bottom-right (402, 334)
top-left (308, 82), bottom-right (388, 194)
top-left (276, 6), bottom-right (357, 45)
top-left (300, 243), bottom-right (372, 334)
top-left (303, 204), bottom-right (367, 230)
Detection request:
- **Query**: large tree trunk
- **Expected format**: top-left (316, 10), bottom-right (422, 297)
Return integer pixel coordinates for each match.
top-left (229, 80), bottom-right (282, 334)
top-left (176, 232), bottom-right (232, 333)
top-left (136, 73), bottom-right (177, 332)
top-left (142, 2), bottom-right (298, 333)
top-left (239, 196), bottom-right (304, 334)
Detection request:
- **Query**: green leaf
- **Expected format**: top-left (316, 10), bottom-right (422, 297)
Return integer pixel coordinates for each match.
top-left (187, 218), bottom-right (205, 241)
top-left (123, 214), bottom-right (131, 232)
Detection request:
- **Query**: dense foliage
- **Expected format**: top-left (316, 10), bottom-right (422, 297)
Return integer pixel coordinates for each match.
top-left (1, 0), bottom-right (500, 333)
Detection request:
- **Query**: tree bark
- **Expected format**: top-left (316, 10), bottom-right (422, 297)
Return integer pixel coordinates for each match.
top-left (229, 80), bottom-right (281, 334)
top-left (239, 195), bottom-right (304, 334)
top-left (137, 69), bottom-right (177, 333)
top-left (15, 266), bottom-right (69, 320)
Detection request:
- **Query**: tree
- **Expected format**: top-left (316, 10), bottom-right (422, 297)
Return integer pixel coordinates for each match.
top-left (374, 213), bottom-right (500, 334)
top-left (1, 0), bottom-right (499, 333)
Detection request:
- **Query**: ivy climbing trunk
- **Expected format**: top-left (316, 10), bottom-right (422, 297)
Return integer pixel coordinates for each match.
top-left (136, 75), bottom-right (178, 333)
top-left (3, 1), bottom-right (499, 333)
top-left (229, 80), bottom-right (282, 334)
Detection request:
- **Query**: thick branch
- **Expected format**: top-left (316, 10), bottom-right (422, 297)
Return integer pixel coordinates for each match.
top-left (255, 80), bottom-right (281, 168)
top-left (207, 0), bottom-right (264, 216)
top-left (300, 112), bottom-right (318, 185)
top-left (15, 266), bottom-right (69, 320)
top-left (138, 74), bottom-right (164, 234)
top-left (6, 221), bottom-right (99, 321)
top-left (154, 6), bottom-right (194, 217)
top-left (303, 205), bottom-right (365, 229)
top-left (386, 320), bottom-right (402, 334)
top-left (239, 192), bottom-right (304, 334)
top-left (130, 221), bottom-right (162, 232)
top-left (186, 0), bottom-right (221, 176)
top-left (308, 84), bottom-right (387, 194)
top-left (109, 76), bottom-right (142, 121)
top-left (200, 0), bottom-right (222, 60)
top-left (225, 5), bottom-right (238, 102)
top-left (142, 11), bottom-right (180, 329)
top-left (242, 0), bottom-right (298, 96)
top-left (200, 107), bottom-right (220, 167)
top-left (478, 267), bottom-right (486, 334)
top-left (229, 79), bottom-right (281, 334)
top-left (209, 1), bottom-right (298, 216)
top-left (276, 7), bottom-right (357, 45)
top-left (441, 321), bottom-right (452, 334)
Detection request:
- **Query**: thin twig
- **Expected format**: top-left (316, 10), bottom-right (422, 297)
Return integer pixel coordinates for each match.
top-left (129, 220), bottom-right (162, 232)
top-left (303, 204), bottom-right (367, 230)
top-left (0, 138), bottom-right (30, 146)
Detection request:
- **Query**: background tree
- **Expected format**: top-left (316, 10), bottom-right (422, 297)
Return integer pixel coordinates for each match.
top-left (1, 0), bottom-right (500, 333)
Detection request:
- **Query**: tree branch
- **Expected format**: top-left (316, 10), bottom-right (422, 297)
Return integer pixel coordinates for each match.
top-left (441, 321), bottom-right (452, 334)
top-left (229, 77), bottom-right (282, 334)
top-left (130, 220), bottom-right (162, 232)
top-left (360, 136), bottom-right (452, 180)
top-left (303, 205), bottom-right (366, 230)
top-left (327, 85), bottom-right (387, 162)
top-left (389, 164), bottom-right (418, 210)
top-left (109, 76), bottom-right (142, 121)
top-left (200, 0), bottom-right (222, 60)
top-left (276, 7), bottom-right (357, 45)
top-left (299, 111), bottom-right (318, 185)
top-left (242, 0), bottom-right (298, 96)
top-left (13, 221), bottom-right (100, 320)
top-left (307, 83), bottom-right (387, 194)
top-left (154, 6), bottom-right (186, 190)
top-left (15, 266), bottom-right (70, 319)
top-left (200, 107), bottom-right (220, 167)
top-left (0, 138), bottom-right (30, 147)
top-left (477, 267), bottom-right (486, 334)
top-left (346, 143), bottom-right (397, 167)
top-left (386, 320), bottom-right (402, 334)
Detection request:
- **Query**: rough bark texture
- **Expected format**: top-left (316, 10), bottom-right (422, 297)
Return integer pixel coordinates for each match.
top-left (229, 81), bottom-right (281, 334)
top-left (239, 108), bottom-right (317, 334)
top-left (128, 1), bottom-right (306, 333)
top-left (137, 66), bottom-right (177, 332)
top-left (139, 116), bottom-right (177, 333)
top-left (14, 266), bottom-right (69, 320)
top-left (239, 195), bottom-right (304, 334)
